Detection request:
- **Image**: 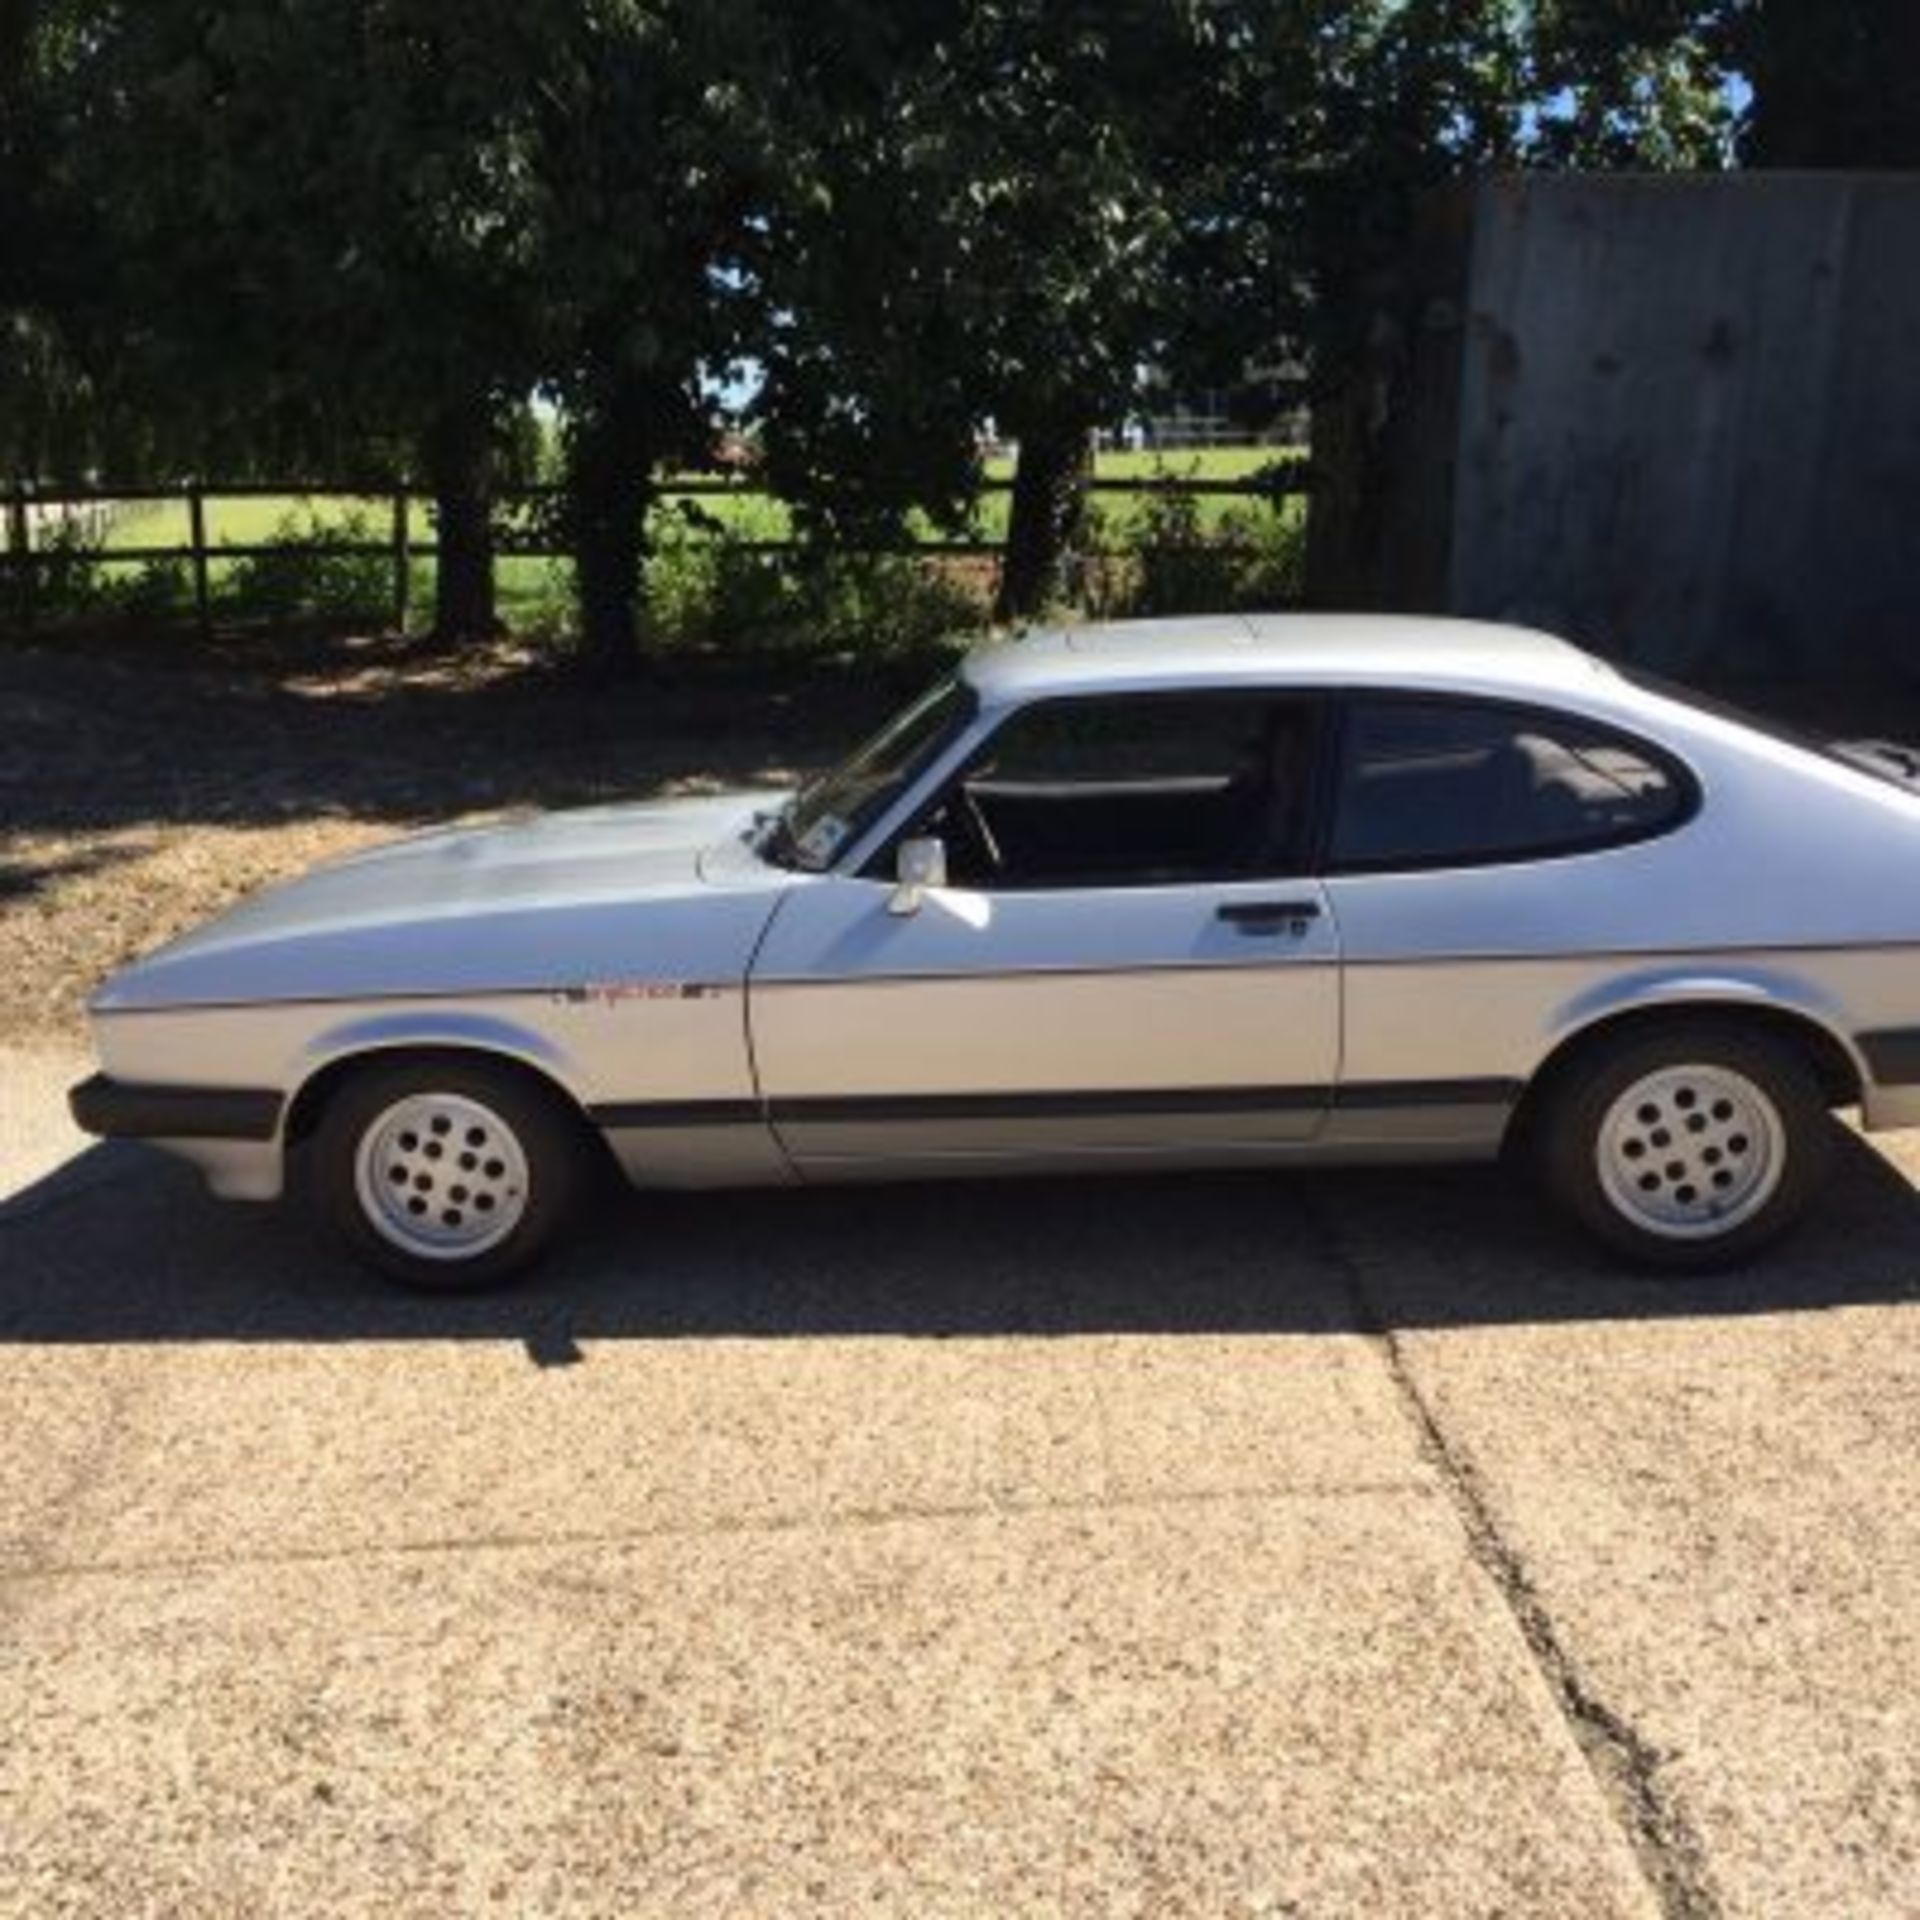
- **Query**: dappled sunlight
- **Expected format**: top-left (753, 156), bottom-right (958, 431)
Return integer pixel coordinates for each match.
top-left (0, 634), bottom-right (922, 1042)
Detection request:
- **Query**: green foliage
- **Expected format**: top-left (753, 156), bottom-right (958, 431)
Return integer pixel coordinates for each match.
top-left (6, 523), bottom-right (193, 628)
top-left (1088, 485), bottom-right (1306, 621)
top-left (13, 0), bottom-right (1865, 662)
top-left (112, 555), bottom-right (195, 624)
top-left (14, 518), bottom-right (108, 622)
top-left (1541, 1), bottom-right (1918, 167)
top-left (761, 1), bottom-right (1221, 542)
top-left (640, 527), bottom-right (988, 659)
top-left (72, 1), bottom-right (547, 474)
top-left (223, 510), bottom-right (388, 625)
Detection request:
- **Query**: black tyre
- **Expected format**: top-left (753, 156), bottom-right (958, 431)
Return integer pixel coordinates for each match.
top-left (1535, 1021), bottom-right (1834, 1269)
top-left (308, 1055), bottom-right (587, 1289)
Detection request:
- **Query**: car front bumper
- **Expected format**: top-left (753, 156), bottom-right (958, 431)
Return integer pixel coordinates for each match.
top-left (69, 1074), bottom-right (284, 1143)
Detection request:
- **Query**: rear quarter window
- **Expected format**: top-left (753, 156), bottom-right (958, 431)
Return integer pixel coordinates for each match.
top-left (1330, 698), bottom-right (1693, 872)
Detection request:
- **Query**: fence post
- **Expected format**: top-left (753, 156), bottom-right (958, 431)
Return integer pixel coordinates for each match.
top-left (7, 482), bottom-right (32, 635)
top-left (391, 488), bottom-right (411, 633)
top-left (187, 487), bottom-right (211, 640)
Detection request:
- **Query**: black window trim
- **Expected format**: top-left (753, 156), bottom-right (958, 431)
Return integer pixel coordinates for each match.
top-left (863, 686), bottom-right (1332, 893)
top-left (777, 677), bottom-right (981, 875)
top-left (1317, 688), bottom-right (1703, 879)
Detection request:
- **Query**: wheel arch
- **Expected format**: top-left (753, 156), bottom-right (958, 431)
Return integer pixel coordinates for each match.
top-left (1510, 982), bottom-right (1865, 1151)
top-left (283, 1022), bottom-right (595, 1150)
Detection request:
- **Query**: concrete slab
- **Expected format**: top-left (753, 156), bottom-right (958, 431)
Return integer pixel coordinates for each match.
top-left (1326, 1131), bottom-right (1920, 1917)
top-left (0, 1042), bottom-right (99, 1207)
top-left (3, 1148), bottom-right (1413, 1575)
top-left (0, 1499), bottom-right (1653, 1918)
top-left (6, 1047), bottom-right (1919, 1914)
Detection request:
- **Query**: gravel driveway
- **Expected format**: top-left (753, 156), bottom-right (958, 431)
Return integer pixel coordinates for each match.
top-left (3, 1042), bottom-right (1917, 1916)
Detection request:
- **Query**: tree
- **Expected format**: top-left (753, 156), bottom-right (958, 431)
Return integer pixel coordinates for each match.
top-left (751, 6), bottom-right (985, 558)
top-left (1542, 1), bottom-right (1920, 168)
top-left (74, 2), bottom-right (547, 639)
top-left (1182, 3), bottom-right (1743, 602)
top-left (509, 2), bottom-right (852, 670)
top-left (758, 0), bottom-right (1234, 623)
top-left (925, 2), bottom-right (1228, 620)
top-left (0, 1), bottom-right (116, 485)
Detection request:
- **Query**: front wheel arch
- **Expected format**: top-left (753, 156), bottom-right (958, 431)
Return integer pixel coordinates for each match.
top-left (296, 1048), bottom-right (608, 1289)
top-left (285, 1043), bottom-right (594, 1151)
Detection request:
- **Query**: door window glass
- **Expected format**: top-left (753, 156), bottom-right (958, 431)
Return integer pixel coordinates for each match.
top-left (907, 693), bottom-right (1314, 887)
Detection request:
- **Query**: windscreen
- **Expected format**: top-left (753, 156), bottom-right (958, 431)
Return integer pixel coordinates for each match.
top-left (773, 676), bottom-right (975, 871)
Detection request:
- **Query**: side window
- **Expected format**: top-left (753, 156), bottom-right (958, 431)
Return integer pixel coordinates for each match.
top-left (1331, 700), bottom-right (1687, 870)
top-left (910, 693), bottom-right (1315, 888)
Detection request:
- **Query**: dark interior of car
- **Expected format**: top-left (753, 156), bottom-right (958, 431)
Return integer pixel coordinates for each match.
top-left (956, 775), bottom-right (1273, 883)
top-left (1334, 728), bottom-right (1671, 865)
top-left (884, 696), bottom-right (1675, 889)
top-left (926, 708), bottom-right (1308, 886)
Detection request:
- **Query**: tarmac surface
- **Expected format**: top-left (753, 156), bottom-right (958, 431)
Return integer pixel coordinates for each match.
top-left (3, 1040), bottom-right (1917, 1916)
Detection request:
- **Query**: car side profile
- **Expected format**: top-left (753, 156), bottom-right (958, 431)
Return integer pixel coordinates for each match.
top-left (70, 615), bottom-right (1920, 1286)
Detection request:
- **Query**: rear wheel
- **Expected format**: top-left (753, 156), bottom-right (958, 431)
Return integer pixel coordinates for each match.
top-left (1536, 1023), bottom-right (1833, 1268)
top-left (309, 1056), bottom-right (586, 1289)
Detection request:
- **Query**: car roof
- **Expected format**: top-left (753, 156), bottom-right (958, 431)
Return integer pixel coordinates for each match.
top-left (960, 614), bottom-right (1612, 705)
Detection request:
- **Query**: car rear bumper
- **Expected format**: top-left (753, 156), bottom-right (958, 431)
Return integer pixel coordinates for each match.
top-left (69, 1074), bottom-right (284, 1143)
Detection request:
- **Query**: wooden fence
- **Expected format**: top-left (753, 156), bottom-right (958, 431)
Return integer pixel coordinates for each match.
top-left (1, 464), bottom-right (1312, 638)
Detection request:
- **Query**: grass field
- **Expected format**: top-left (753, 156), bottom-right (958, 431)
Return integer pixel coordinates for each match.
top-left (994, 446), bottom-right (1293, 483)
top-left (94, 446), bottom-right (1300, 554)
top-left (70, 446), bottom-right (1303, 634)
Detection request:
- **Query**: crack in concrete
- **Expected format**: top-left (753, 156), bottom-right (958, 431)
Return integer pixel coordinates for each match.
top-left (1314, 1200), bottom-right (1721, 1920)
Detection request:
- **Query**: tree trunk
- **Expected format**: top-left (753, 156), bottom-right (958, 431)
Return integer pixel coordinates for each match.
top-left (568, 381), bottom-right (660, 673)
top-left (424, 402), bottom-right (498, 643)
top-left (995, 420), bottom-right (1092, 622)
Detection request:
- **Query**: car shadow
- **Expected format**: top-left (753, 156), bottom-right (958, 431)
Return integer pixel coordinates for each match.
top-left (3, 1124), bottom-right (1916, 1349)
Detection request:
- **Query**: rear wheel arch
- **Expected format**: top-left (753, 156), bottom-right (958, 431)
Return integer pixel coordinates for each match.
top-left (1509, 998), bottom-right (1863, 1153)
top-left (1521, 1013), bottom-right (1838, 1267)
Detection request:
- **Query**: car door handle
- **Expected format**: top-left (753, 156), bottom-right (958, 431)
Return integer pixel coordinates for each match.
top-left (1217, 899), bottom-right (1322, 930)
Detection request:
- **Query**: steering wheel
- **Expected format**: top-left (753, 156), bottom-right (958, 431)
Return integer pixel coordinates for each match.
top-left (951, 782), bottom-right (1003, 876)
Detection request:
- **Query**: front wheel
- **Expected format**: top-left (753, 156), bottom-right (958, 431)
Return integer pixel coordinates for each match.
top-left (309, 1056), bottom-right (587, 1289)
top-left (1536, 1023), bottom-right (1833, 1269)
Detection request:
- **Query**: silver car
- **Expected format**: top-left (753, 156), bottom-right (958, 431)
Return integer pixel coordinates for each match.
top-left (70, 615), bottom-right (1920, 1286)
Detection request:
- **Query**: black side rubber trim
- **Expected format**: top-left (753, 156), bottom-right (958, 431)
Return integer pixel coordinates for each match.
top-left (587, 1080), bottom-right (1523, 1131)
top-left (587, 1099), bottom-right (763, 1129)
top-left (69, 1074), bottom-right (283, 1142)
top-left (1336, 1078), bottom-right (1524, 1111)
top-left (770, 1086), bottom-right (1331, 1125)
top-left (1858, 1028), bottom-right (1920, 1088)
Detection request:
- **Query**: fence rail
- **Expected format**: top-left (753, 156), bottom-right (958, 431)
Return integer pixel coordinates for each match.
top-left (2, 462), bottom-right (1312, 637)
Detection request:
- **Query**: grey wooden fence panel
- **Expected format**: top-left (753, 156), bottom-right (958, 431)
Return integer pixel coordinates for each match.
top-left (1447, 174), bottom-right (1920, 677)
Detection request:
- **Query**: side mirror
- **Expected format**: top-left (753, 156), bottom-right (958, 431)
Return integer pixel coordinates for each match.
top-left (889, 835), bottom-right (948, 916)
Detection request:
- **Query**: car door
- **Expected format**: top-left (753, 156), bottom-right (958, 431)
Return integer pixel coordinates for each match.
top-left (748, 689), bottom-right (1342, 1175)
